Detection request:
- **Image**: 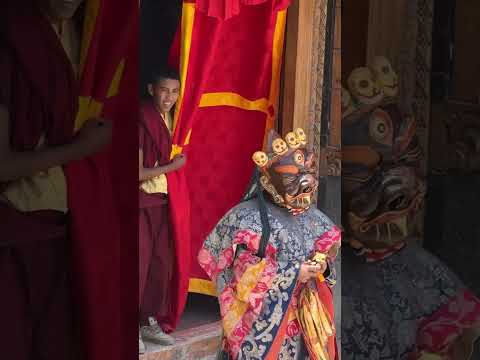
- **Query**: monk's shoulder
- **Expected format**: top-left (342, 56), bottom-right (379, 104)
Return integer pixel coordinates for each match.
top-left (139, 101), bottom-right (149, 117)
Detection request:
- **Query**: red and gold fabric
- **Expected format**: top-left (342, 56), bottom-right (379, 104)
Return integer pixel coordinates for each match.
top-left (166, 0), bottom-right (292, 330)
top-left (64, 1), bottom-right (138, 359)
top-left (414, 290), bottom-right (480, 359)
top-left (197, 200), bottom-right (340, 359)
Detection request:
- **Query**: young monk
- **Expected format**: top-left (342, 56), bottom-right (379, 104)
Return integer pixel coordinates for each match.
top-left (0, 0), bottom-right (111, 359)
top-left (138, 68), bottom-right (186, 353)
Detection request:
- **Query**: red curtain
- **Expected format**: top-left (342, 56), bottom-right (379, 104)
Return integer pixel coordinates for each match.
top-left (166, 0), bottom-right (291, 330)
top-left (195, 0), bottom-right (272, 20)
top-left (65, 1), bottom-right (138, 359)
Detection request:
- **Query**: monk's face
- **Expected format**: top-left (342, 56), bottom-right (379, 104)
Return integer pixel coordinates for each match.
top-left (41, 0), bottom-right (84, 21)
top-left (149, 78), bottom-right (180, 114)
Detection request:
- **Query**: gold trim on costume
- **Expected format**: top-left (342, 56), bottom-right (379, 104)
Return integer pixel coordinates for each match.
top-left (188, 278), bottom-right (217, 296)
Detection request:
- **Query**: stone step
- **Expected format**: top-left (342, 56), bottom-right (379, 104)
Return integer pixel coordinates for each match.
top-left (140, 321), bottom-right (222, 360)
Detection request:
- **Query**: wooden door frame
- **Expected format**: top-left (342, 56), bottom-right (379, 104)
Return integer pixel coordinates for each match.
top-left (277, 0), bottom-right (341, 222)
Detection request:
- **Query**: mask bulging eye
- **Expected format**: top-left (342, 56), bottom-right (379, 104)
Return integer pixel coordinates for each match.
top-left (359, 80), bottom-right (369, 88)
top-left (369, 108), bottom-right (393, 146)
top-left (293, 150), bottom-right (305, 166)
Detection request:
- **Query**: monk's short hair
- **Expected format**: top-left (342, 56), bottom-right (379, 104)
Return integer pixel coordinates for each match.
top-left (149, 68), bottom-right (180, 85)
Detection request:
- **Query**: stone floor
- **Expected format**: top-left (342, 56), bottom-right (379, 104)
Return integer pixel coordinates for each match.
top-left (140, 321), bottom-right (221, 360)
top-left (176, 293), bottom-right (220, 331)
top-left (140, 294), bottom-right (221, 360)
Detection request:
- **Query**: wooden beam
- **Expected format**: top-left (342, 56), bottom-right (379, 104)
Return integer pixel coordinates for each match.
top-left (278, 1), bottom-right (298, 136)
top-left (316, 0), bottom-right (341, 224)
top-left (342, 0), bottom-right (369, 80)
top-left (279, 0), bottom-right (342, 215)
top-left (330, 0), bottom-right (341, 148)
top-left (366, 0), bottom-right (407, 69)
top-left (280, 0), bottom-right (320, 137)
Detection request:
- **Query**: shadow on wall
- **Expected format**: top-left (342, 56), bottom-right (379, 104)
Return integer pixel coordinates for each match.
top-left (424, 174), bottom-right (480, 296)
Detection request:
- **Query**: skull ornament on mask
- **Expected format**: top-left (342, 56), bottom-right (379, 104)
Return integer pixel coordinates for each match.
top-left (252, 129), bottom-right (318, 215)
top-left (370, 56), bottom-right (399, 98)
top-left (294, 128), bottom-right (307, 145)
top-left (252, 151), bottom-right (269, 167)
top-left (272, 138), bottom-right (289, 155)
top-left (285, 132), bottom-right (301, 149)
top-left (348, 67), bottom-right (384, 106)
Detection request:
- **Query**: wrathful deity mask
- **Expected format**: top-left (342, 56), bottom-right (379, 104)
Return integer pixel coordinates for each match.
top-left (342, 66), bottom-right (425, 253)
top-left (252, 129), bottom-right (318, 215)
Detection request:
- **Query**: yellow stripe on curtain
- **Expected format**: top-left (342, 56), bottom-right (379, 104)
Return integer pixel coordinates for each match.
top-left (199, 93), bottom-right (270, 113)
top-left (171, 7), bottom-right (286, 162)
top-left (75, 58), bottom-right (124, 131)
top-left (170, 2), bottom-right (196, 159)
top-left (74, 1), bottom-right (126, 131)
top-left (186, 8), bottom-right (289, 297)
top-left (75, 97), bottom-right (103, 131)
top-left (75, 0), bottom-right (102, 131)
top-left (107, 60), bottom-right (126, 98)
top-left (79, 0), bottom-right (100, 75)
top-left (267, 9), bottom-right (287, 133)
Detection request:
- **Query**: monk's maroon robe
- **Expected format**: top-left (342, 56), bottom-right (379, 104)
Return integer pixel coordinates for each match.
top-left (139, 100), bottom-right (175, 330)
top-left (0, 1), bottom-right (78, 359)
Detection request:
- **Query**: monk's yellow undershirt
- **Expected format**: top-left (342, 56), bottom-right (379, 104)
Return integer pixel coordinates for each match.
top-left (1, 17), bottom-right (80, 213)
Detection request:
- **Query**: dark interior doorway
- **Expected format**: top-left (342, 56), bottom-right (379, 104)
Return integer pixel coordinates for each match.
top-left (140, 0), bottom-right (182, 99)
top-left (423, 0), bottom-right (480, 296)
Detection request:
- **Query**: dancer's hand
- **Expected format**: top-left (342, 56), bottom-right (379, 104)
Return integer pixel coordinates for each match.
top-left (298, 262), bottom-right (325, 283)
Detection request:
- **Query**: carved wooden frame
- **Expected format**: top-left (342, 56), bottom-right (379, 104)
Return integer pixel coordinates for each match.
top-left (411, 0), bottom-right (434, 172)
top-left (280, 0), bottom-right (329, 164)
top-left (405, 0), bottom-right (434, 243)
top-left (279, 0), bottom-right (341, 205)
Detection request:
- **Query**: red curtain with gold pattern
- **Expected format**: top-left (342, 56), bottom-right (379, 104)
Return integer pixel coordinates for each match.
top-left (166, 0), bottom-right (291, 331)
top-left (65, 1), bottom-right (137, 359)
